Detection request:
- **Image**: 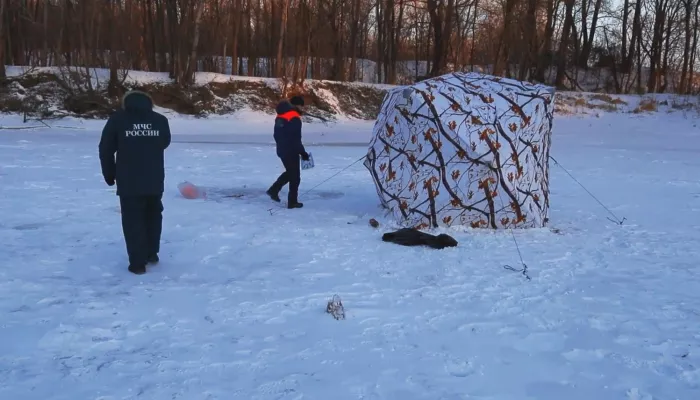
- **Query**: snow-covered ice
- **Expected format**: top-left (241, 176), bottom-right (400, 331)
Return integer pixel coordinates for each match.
top-left (1, 111), bottom-right (699, 400)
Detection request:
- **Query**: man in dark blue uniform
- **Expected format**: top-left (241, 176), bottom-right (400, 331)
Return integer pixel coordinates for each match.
top-left (99, 90), bottom-right (172, 275)
top-left (266, 95), bottom-right (309, 209)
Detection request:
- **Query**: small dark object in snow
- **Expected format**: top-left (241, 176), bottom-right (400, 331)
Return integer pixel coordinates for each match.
top-left (326, 295), bottom-right (345, 320)
top-left (382, 228), bottom-right (458, 249)
top-left (369, 218), bottom-right (379, 228)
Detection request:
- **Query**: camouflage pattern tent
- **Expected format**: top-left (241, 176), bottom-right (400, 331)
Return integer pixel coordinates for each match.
top-left (364, 72), bottom-right (556, 229)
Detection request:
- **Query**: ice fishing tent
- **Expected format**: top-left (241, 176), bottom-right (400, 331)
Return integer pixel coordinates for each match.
top-left (364, 72), bottom-right (556, 229)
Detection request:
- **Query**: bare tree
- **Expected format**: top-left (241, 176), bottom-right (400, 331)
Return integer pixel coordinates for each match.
top-left (1, 0), bottom-right (699, 94)
top-left (0, 0), bottom-right (6, 79)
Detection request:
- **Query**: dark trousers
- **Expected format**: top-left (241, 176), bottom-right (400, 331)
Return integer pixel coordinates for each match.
top-left (119, 194), bottom-right (163, 266)
top-left (269, 156), bottom-right (301, 204)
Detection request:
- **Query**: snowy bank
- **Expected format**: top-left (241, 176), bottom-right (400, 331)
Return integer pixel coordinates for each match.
top-left (0, 66), bottom-right (387, 122)
top-left (3, 66), bottom-right (700, 129)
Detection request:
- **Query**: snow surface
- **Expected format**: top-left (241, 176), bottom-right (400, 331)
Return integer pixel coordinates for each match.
top-left (0, 112), bottom-right (377, 147)
top-left (1, 110), bottom-right (700, 399)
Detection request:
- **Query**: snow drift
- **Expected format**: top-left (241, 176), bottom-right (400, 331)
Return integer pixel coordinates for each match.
top-left (364, 72), bottom-right (556, 229)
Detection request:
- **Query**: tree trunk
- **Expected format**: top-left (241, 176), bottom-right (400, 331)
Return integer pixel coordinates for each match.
top-left (43, 0), bottom-right (50, 66)
top-left (247, 0), bottom-right (256, 76)
top-left (680, 0), bottom-right (693, 93)
top-left (690, 3), bottom-right (700, 93)
top-left (155, 0), bottom-right (168, 72)
top-left (231, 0), bottom-right (242, 75)
top-left (222, 3), bottom-right (230, 74)
top-left (493, 0), bottom-right (516, 77)
top-left (165, 0), bottom-right (179, 79)
top-left (145, 0), bottom-right (158, 71)
top-left (647, 1), bottom-right (667, 93)
top-left (376, 0), bottom-right (383, 82)
top-left (0, 0), bottom-right (5, 78)
top-left (519, 0), bottom-right (538, 80)
top-left (578, 0), bottom-right (603, 68)
top-left (383, 0), bottom-right (393, 83)
top-left (391, 0), bottom-right (405, 83)
top-left (660, 3), bottom-right (678, 92)
top-left (184, 0), bottom-right (206, 85)
top-left (625, 0), bottom-right (643, 75)
top-left (469, 0), bottom-right (479, 72)
top-left (426, 0), bottom-right (453, 77)
top-left (555, 0), bottom-right (575, 88)
top-left (621, 0), bottom-right (629, 72)
top-left (348, 0), bottom-right (360, 81)
top-left (275, 0), bottom-right (290, 77)
top-left (328, 0), bottom-right (345, 81)
top-left (108, 2), bottom-right (120, 96)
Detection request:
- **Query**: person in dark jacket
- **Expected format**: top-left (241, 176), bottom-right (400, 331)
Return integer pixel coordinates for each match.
top-left (99, 90), bottom-right (172, 275)
top-left (266, 95), bottom-right (309, 209)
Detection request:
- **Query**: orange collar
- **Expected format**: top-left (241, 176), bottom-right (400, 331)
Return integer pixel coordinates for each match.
top-left (277, 110), bottom-right (301, 121)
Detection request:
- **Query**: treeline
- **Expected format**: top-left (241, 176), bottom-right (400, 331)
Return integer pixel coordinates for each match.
top-left (1, 0), bottom-right (700, 94)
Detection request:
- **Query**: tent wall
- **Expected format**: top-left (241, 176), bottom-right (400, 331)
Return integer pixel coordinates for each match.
top-left (365, 72), bottom-right (556, 229)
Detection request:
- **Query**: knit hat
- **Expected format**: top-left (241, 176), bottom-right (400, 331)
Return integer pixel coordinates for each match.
top-left (290, 95), bottom-right (305, 106)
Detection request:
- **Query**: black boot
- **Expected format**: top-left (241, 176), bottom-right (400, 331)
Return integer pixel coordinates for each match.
top-left (288, 202), bottom-right (304, 209)
top-left (266, 188), bottom-right (281, 202)
top-left (147, 254), bottom-right (159, 264)
top-left (128, 264), bottom-right (146, 275)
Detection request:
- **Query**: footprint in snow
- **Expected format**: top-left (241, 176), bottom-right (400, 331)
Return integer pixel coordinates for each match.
top-left (444, 359), bottom-right (474, 377)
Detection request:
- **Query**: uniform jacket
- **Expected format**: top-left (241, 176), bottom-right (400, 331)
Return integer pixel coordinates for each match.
top-left (273, 100), bottom-right (307, 159)
top-left (98, 90), bottom-right (172, 196)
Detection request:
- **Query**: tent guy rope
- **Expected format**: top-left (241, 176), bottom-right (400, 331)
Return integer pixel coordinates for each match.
top-left (549, 155), bottom-right (627, 225)
top-left (496, 190), bottom-right (532, 281)
top-left (268, 155), bottom-right (367, 215)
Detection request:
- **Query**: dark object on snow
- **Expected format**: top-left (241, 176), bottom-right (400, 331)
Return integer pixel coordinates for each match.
top-left (382, 228), bottom-right (458, 249)
top-left (326, 295), bottom-right (345, 320)
top-left (268, 99), bottom-right (308, 208)
top-left (369, 218), bottom-right (379, 228)
top-left (99, 90), bottom-right (171, 274)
